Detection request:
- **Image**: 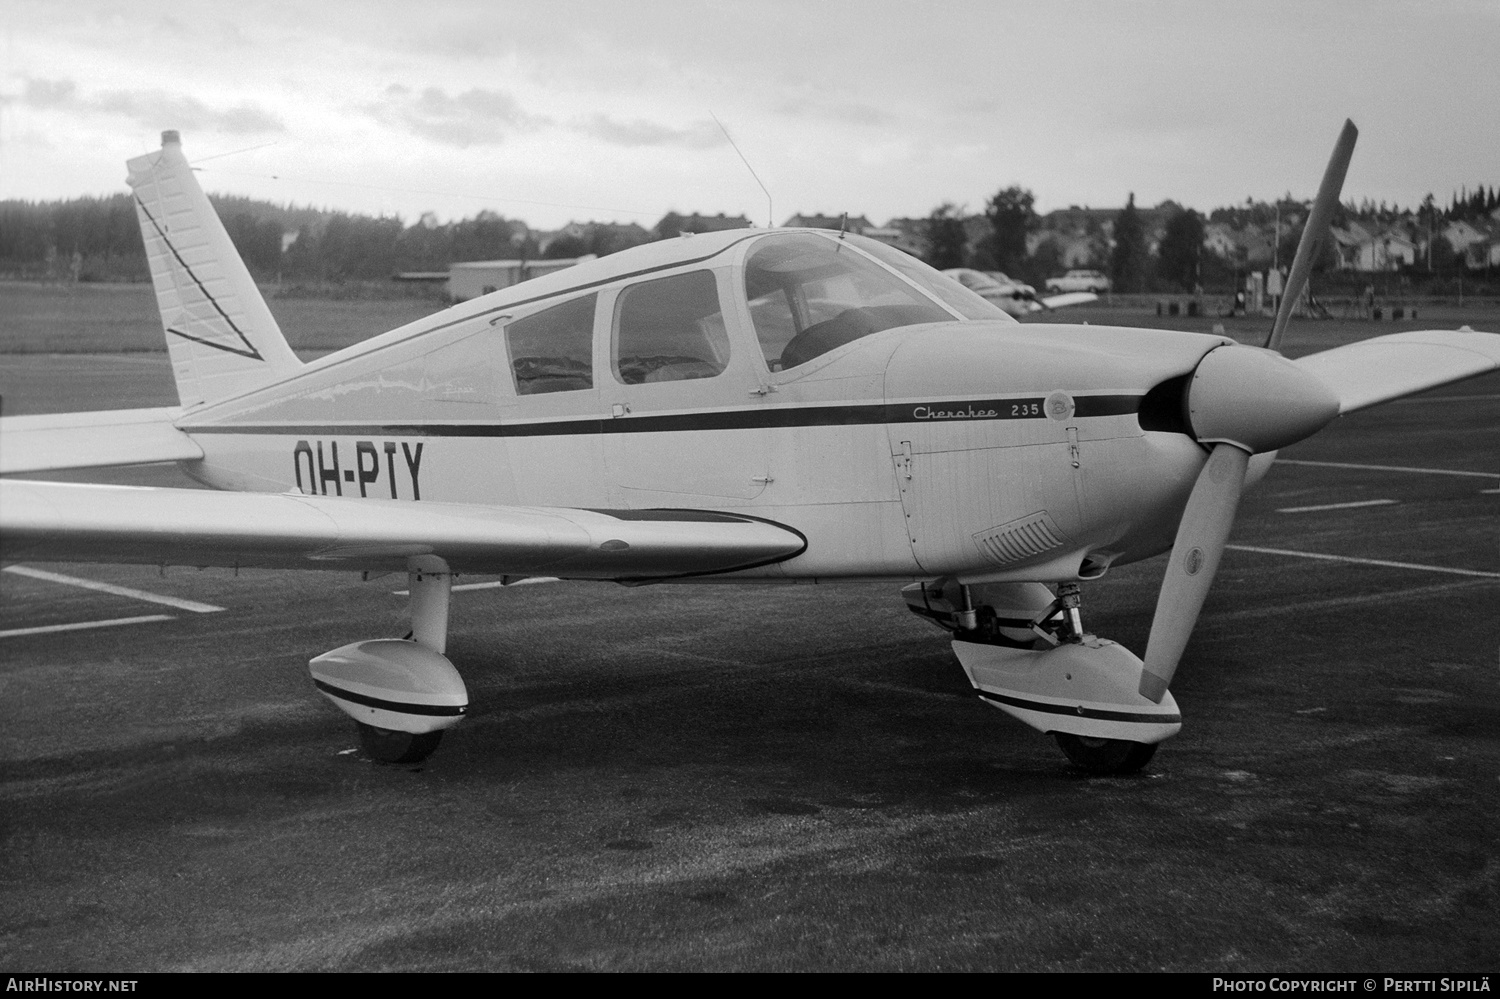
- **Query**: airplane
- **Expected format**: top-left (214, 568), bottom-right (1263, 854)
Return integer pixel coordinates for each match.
top-left (941, 267), bottom-right (1098, 317)
top-left (2, 121), bottom-right (1497, 773)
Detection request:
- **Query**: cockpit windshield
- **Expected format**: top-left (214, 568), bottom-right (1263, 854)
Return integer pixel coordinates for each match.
top-left (744, 233), bottom-right (954, 370)
top-left (844, 236), bottom-right (1013, 322)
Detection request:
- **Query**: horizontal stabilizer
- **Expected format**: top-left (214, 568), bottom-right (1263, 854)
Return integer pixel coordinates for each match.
top-left (0, 480), bottom-right (806, 580)
top-left (1294, 329), bottom-right (1500, 414)
top-left (0, 407), bottom-right (202, 475)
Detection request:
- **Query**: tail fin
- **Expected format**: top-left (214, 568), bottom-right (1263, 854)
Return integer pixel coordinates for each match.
top-left (126, 131), bottom-right (301, 410)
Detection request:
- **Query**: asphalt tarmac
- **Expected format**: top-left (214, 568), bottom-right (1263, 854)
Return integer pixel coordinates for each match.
top-left (2, 324), bottom-right (1497, 972)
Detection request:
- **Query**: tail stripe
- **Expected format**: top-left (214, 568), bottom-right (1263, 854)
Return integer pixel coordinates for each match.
top-left (134, 195), bottom-right (265, 361)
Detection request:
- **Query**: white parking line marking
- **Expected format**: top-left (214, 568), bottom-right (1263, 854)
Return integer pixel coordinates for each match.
top-left (1206, 578), bottom-right (1493, 623)
top-left (1275, 459), bottom-right (1499, 479)
top-left (2, 565), bottom-right (225, 612)
top-left (0, 614), bottom-right (175, 639)
top-left (391, 577), bottom-right (560, 595)
top-left (1276, 498), bottom-right (1397, 514)
top-left (1227, 545), bottom-right (1500, 579)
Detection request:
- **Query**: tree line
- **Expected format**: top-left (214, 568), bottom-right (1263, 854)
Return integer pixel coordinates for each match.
top-left (0, 194), bottom-right (555, 284)
top-left (4, 179), bottom-right (1497, 290)
top-left (923, 182), bottom-right (1500, 295)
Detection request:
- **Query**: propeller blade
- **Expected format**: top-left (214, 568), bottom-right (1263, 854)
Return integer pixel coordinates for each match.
top-left (1139, 443), bottom-right (1250, 702)
top-left (1266, 119), bottom-right (1357, 353)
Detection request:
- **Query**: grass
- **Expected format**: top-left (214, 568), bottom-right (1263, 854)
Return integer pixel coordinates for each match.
top-left (0, 282), bottom-right (444, 357)
top-left (2, 280), bottom-right (1496, 362)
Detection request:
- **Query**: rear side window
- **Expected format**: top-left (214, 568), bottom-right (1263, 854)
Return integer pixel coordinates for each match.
top-left (613, 270), bottom-right (731, 384)
top-left (505, 293), bottom-right (596, 395)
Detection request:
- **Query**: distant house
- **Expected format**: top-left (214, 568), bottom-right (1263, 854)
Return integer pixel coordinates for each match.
top-left (1462, 222), bottom-right (1500, 268)
top-left (537, 220), bottom-right (651, 256)
top-left (1441, 220), bottom-right (1488, 256)
top-left (861, 220), bottom-right (924, 255)
top-left (1238, 228), bottom-right (1275, 268)
top-left (654, 212), bottom-right (752, 239)
top-left (1330, 222), bottom-right (1417, 271)
top-left (448, 255), bottom-right (596, 301)
top-left (1331, 225), bottom-right (1366, 270)
top-left (781, 213), bottom-right (874, 232)
top-left (1202, 222), bottom-right (1239, 258)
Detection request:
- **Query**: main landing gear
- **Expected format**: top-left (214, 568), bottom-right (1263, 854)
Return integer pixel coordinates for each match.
top-left (903, 579), bottom-right (1180, 775)
top-left (308, 558), bottom-right (469, 765)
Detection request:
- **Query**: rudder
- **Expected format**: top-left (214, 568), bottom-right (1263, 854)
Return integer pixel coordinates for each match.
top-left (127, 131), bottom-right (301, 410)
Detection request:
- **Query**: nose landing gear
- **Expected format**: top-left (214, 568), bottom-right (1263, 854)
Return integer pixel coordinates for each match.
top-left (905, 578), bottom-right (1179, 775)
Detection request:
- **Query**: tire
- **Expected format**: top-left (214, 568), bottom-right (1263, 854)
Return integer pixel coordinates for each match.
top-left (357, 722), bottom-right (443, 764)
top-left (1053, 733), bottom-right (1157, 775)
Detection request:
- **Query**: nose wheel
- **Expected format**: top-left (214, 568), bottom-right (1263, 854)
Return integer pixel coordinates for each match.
top-left (356, 722), bottom-right (444, 764)
top-left (1053, 733), bottom-right (1157, 774)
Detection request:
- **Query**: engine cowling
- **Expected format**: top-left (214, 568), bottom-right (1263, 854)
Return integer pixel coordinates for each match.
top-left (309, 639), bottom-right (468, 735)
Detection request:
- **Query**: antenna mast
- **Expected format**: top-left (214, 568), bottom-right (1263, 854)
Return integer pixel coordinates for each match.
top-left (710, 112), bottom-right (773, 228)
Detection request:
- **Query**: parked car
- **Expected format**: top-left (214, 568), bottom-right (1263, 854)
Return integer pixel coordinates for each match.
top-left (1045, 269), bottom-right (1111, 293)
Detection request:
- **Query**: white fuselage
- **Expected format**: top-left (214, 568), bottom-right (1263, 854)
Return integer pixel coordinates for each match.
top-left (177, 322), bottom-right (1230, 586)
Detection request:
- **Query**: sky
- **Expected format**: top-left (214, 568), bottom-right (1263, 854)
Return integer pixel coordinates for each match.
top-left (2, 0), bottom-right (1497, 231)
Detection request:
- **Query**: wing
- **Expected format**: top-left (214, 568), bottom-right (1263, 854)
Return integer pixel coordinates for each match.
top-left (1294, 329), bottom-right (1500, 414)
top-left (0, 407), bottom-right (202, 475)
top-left (1037, 291), bottom-right (1098, 311)
top-left (0, 480), bottom-right (806, 581)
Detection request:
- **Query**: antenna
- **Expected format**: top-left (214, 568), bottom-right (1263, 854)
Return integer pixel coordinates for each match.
top-left (710, 112), bottom-right (773, 228)
top-left (190, 141), bottom-right (280, 164)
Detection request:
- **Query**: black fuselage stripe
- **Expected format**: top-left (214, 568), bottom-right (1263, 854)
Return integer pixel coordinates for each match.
top-left (182, 395), bottom-right (1142, 438)
top-left (975, 688), bottom-right (1182, 725)
top-left (314, 679), bottom-right (467, 716)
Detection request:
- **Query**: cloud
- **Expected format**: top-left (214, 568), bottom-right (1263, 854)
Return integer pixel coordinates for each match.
top-left (23, 78), bottom-right (79, 109)
top-left (92, 90), bottom-right (284, 134)
top-left (14, 76), bottom-right (283, 134)
top-left (775, 98), bottom-right (899, 128)
top-left (571, 113), bottom-right (723, 149)
top-left (366, 84), bottom-right (549, 147)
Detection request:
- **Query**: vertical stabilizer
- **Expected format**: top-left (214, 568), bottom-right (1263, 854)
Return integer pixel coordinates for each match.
top-left (126, 131), bottom-right (301, 409)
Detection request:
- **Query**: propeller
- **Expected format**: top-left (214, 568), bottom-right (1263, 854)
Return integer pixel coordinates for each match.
top-left (1137, 120), bottom-right (1357, 702)
top-left (1266, 119), bottom-right (1358, 352)
top-left (1138, 346), bottom-right (1340, 700)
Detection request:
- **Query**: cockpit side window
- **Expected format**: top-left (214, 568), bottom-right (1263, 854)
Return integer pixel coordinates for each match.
top-left (744, 233), bottom-right (954, 370)
top-left (504, 293), bottom-right (597, 395)
top-left (613, 270), bottom-right (731, 385)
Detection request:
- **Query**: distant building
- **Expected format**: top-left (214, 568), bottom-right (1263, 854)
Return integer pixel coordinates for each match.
top-left (1330, 221), bottom-right (1417, 271)
top-left (1462, 222), bottom-right (1500, 268)
top-left (866, 218), bottom-right (926, 255)
top-left (654, 212), bottom-right (752, 239)
top-left (536, 220), bottom-right (651, 257)
top-left (1203, 222), bottom-right (1240, 258)
top-left (781, 213), bottom-right (875, 232)
top-left (448, 255), bottom-right (596, 301)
